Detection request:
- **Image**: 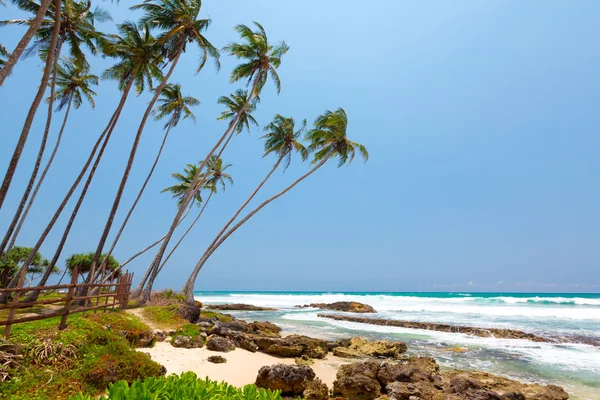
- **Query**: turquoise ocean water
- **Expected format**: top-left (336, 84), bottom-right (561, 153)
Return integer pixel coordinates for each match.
top-left (195, 291), bottom-right (600, 399)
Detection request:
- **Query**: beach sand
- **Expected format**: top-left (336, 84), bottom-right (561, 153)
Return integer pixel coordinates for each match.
top-left (139, 342), bottom-right (348, 387)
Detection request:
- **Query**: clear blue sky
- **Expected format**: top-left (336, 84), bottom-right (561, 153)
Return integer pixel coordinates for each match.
top-left (1, 1), bottom-right (599, 293)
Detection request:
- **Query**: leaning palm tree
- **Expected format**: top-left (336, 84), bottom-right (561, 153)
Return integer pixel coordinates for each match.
top-left (0, 43), bottom-right (10, 71)
top-left (180, 109), bottom-right (368, 303)
top-left (140, 22), bottom-right (288, 303)
top-left (0, 0), bottom-right (109, 209)
top-left (217, 89), bottom-right (259, 134)
top-left (89, 0), bottom-right (220, 279)
top-left (2, 58), bottom-right (99, 260)
top-left (102, 83), bottom-right (199, 263)
top-left (7, 23), bottom-right (163, 304)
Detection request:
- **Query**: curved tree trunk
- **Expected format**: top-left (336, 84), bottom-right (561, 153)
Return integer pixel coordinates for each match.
top-left (5, 96), bottom-right (73, 257)
top-left (139, 80), bottom-right (261, 304)
top-left (0, 0), bottom-right (53, 86)
top-left (0, 0), bottom-right (61, 210)
top-left (1, 39), bottom-right (63, 256)
top-left (182, 156), bottom-right (330, 303)
top-left (87, 47), bottom-right (184, 289)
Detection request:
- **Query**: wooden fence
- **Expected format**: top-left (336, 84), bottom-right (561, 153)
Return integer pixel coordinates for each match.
top-left (0, 266), bottom-right (134, 338)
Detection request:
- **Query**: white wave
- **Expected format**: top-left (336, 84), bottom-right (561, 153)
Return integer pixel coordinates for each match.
top-left (491, 296), bottom-right (600, 306)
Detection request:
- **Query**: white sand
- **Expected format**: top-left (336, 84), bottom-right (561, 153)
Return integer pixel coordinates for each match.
top-left (139, 342), bottom-right (348, 387)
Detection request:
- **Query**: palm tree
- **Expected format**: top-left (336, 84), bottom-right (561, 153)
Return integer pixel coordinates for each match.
top-left (1, 59), bottom-right (98, 259)
top-left (181, 109), bottom-right (368, 303)
top-left (101, 83), bottom-right (200, 265)
top-left (140, 22), bottom-right (288, 303)
top-left (65, 252), bottom-right (120, 283)
top-left (0, 0), bottom-right (53, 85)
top-left (0, 0), bottom-right (109, 209)
top-left (5, 23), bottom-right (163, 304)
top-left (89, 0), bottom-right (219, 280)
top-left (136, 157), bottom-right (233, 297)
top-left (0, 43), bottom-right (10, 71)
top-left (217, 89), bottom-right (259, 134)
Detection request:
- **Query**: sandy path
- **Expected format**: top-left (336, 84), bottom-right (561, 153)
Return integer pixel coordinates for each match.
top-left (139, 343), bottom-right (348, 387)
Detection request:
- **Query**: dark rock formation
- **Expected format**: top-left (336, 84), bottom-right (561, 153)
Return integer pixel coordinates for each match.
top-left (255, 335), bottom-right (328, 359)
top-left (332, 360), bottom-right (383, 400)
top-left (206, 303), bottom-right (276, 311)
top-left (333, 337), bottom-right (408, 359)
top-left (171, 335), bottom-right (204, 348)
top-left (247, 321), bottom-right (282, 337)
top-left (303, 378), bottom-right (329, 400)
top-left (296, 355), bottom-right (314, 366)
top-left (297, 301), bottom-right (376, 313)
top-left (207, 355), bottom-right (227, 364)
top-left (255, 364), bottom-right (316, 396)
top-left (206, 335), bottom-right (235, 352)
top-left (319, 314), bottom-right (550, 342)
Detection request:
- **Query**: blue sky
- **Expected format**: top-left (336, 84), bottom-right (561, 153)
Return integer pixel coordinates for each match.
top-left (1, 1), bottom-right (599, 293)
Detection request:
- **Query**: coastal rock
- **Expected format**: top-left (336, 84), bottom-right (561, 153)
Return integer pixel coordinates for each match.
top-left (303, 378), bottom-right (329, 400)
top-left (247, 321), bottom-right (282, 337)
top-left (171, 335), bottom-right (204, 348)
top-left (255, 364), bottom-right (316, 396)
top-left (318, 314), bottom-right (550, 343)
top-left (207, 355), bottom-right (227, 364)
top-left (206, 335), bottom-right (236, 352)
top-left (298, 301), bottom-right (376, 313)
top-left (154, 331), bottom-right (167, 342)
top-left (296, 355), bottom-right (315, 366)
top-left (332, 360), bottom-right (383, 400)
top-left (386, 381), bottom-right (444, 400)
top-left (333, 337), bottom-right (408, 359)
top-left (377, 357), bottom-right (440, 386)
top-left (255, 335), bottom-right (328, 359)
top-left (206, 303), bottom-right (276, 311)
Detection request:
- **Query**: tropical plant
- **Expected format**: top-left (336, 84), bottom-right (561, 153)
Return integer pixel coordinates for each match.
top-left (0, 44), bottom-right (10, 71)
top-left (217, 89), bottom-right (259, 134)
top-left (0, 246), bottom-right (48, 288)
top-left (140, 22), bottom-right (288, 303)
top-left (65, 252), bottom-right (120, 282)
top-left (181, 109), bottom-right (368, 303)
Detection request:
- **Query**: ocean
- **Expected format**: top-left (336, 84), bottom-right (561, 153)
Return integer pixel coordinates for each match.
top-left (194, 291), bottom-right (600, 400)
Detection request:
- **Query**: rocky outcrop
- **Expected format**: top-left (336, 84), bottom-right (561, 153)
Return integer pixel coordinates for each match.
top-left (255, 364), bottom-right (316, 396)
top-left (247, 321), bottom-right (282, 337)
top-left (255, 335), bottom-right (328, 359)
top-left (333, 337), bottom-right (408, 359)
top-left (171, 335), bottom-right (204, 348)
top-left (206, 303), bottom-right (276, 311)
top-left (331, 358), bottom-right (569, 400)
top-left (206, 335), bottom-right (236, 352)
top-left (296, 355), bottom-right (315, 366)
top-left (319, 314), bottom-right (550, 342)
top-left (303, 378), bottom-right (329, 400)
top-left (297, 301), bottom-right (376, 313)
top-left (207, 355), bottom-right (227, 364)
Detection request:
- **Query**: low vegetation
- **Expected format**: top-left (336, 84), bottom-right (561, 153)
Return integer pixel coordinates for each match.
top-left (0, 311), bottom-right (163, 399)
top-left (70, 372), bottom-right (283, 400)
top-left (200, 310), bottom-right (232, 322)
top-left (141, 305), bottom-right (187, 330)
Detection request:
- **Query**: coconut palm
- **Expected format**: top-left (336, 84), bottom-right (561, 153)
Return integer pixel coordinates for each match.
top-left (181, 109), bottom-right (368, 303)
top-left (89, 0), bottom-right (220, 280)
top-left (8, 23), bottom-right (163, 303)
top-left (0, 44), bottom-right (10, 71)
top-left (0, 0), bottom-right (109, 209)
top-left (140, 23), bottom-right (288, 303)
top-left (1, 58), bottom-right (98, 260)
top-left (217, 89), bottom-right (259, 134)
top-left (102, 83), bottom-right (199, 265)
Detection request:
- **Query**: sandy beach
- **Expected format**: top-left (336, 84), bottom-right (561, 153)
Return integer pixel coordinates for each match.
top-left (140, 342), bottom-right (349, 387)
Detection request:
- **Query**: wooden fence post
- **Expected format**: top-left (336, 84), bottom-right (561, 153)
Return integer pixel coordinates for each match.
top-left (59, 266), bottom-right (79, 330)
top-left (3, 262), bottom-right (30, 338)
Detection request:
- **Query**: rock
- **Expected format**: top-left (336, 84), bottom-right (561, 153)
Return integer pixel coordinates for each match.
top-left (298, 301), bottom-right (376, 313)
top-left (333, 337), bottom-right (408, 359)
top-left (206, 303), bottom-right (276, 311)
top-left (208, 325), bottom-right (258, 353)
top-left (296, 355), bottom-right (314, 366)
top-left (386, 381), bottom-right (444, 400)
top-left (332, 360), bottom-right (383, 400)
top-left (154, 331), bottom-right (167, 342)
top-left (303, 378), bottom-right (329, 400)
top-left (377, 358), bottom-right (440, 387)
top-left (206, 335), bottom-right (235, 352)
top-left (247, 321), bottom-right (282, 337)
top-left (255, 364), bottom-right (316, 396)
top-left (171, 335), bottom-right (204, 348)
top-left (256, 335), bottom-right (328, 359)
top-left (207, 355), bottom-right (227, 364)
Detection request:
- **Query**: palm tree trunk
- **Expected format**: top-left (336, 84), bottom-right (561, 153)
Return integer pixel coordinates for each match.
top-left (2, 74), bottom-right (136, 304)
top-left (0, 0), bottom-right (53, 86)
top-left (87, 45), bottom-right (185, 288)
top-left (5, 95), bottom-right (73, 257)
top-left (0, 0), bottom-right (61, 210)
top-left (139, 80), bottom-right (261, 304)
top-left (0, 38), bottom-right (63, 256)
top-left (182, 156), bottom-right (330, 303)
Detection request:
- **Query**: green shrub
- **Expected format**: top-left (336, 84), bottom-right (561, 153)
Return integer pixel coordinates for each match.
top-left (141, 305), bottom-right (187, 330)
top-left (200, 310), bottom-right (232, 322)
top-left (70, 372), bottom-right (283, 400)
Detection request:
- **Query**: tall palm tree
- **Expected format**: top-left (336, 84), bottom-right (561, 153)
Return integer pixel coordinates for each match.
top-left (0, 43), bottom-right (10, 71)
top-left (217, 89), bottom-right (259, 134)
top-left (5, 23), bottom-right (163, 304)
top-left (181, 109), bottom-right (368, 303)
top-left (2, 58), bottom-right (98, 259)
top-left (89, 0), bottom-right (219, 281)
top-left (0, 0), bottom-right (109, 209)
top-left (102, 83), bottom-right (200, 264)
top-left (0, 0), bottom-right (53, 85)
top-left (140, 22), bottom-right (288, 303)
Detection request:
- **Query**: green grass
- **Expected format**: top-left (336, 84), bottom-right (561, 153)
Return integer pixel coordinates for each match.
top-left (200, 310), bottom-right (232, 322)
top-left (171, 323), bottom-right (202, 342)
top-left (141, 305), bottom-right (186, 330)
top-left (0, 311), bottom-right (164, 400)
